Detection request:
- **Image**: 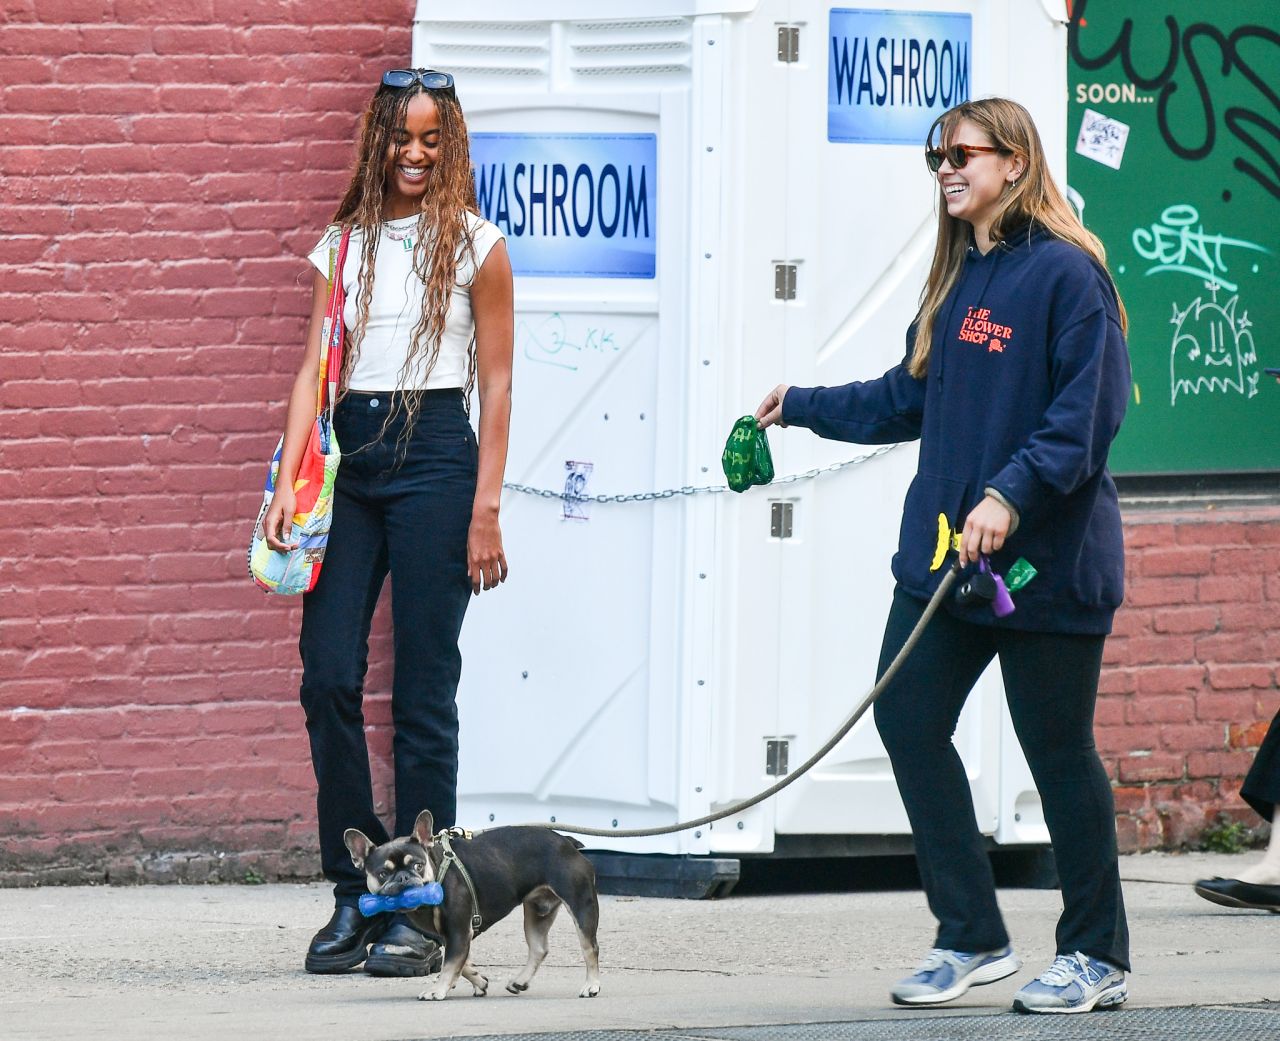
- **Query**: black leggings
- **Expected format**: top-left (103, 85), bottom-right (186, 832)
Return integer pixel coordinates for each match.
top-left (873, 586), bottom-right (1130, 970)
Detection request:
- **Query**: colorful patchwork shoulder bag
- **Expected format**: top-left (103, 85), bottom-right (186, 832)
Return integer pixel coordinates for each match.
top-left (247, 226), bottom-right (351, 595)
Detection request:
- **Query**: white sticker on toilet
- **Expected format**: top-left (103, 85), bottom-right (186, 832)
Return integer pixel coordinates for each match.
top-left (562, 460), bottom-right (593, 522)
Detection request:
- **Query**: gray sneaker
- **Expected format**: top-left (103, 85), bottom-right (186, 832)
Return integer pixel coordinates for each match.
top-left (1012, 952), bottom-right (1127, 1014)
top-left (890, 945), bottom-right (1022, 1006)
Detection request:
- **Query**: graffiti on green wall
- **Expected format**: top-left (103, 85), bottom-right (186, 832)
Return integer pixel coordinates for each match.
top-left (1068, 1), bottom-right (1279, 474)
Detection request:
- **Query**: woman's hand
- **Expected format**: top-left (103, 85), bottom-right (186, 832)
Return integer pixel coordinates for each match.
top-left (754, 384), bottom-right (791, 429)
top-left (468, 509), bottom-right (508, 594)
top-left (960, 495), bottom-right (1012, 565)
top-left (262, 485), bottom-right (299, 552)
top-left (264, 268), bottom-right (328, 555)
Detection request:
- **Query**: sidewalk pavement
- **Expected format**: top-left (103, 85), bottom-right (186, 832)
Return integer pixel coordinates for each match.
top-left (1, 852), bottom-right (1276, 1041)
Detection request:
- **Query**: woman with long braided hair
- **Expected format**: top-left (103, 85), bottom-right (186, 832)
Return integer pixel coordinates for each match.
top-left (261, 69), bottom-right (513, 976)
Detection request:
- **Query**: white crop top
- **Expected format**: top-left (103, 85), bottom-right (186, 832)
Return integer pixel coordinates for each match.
top-left (306, 212), bottom-right (505, 392)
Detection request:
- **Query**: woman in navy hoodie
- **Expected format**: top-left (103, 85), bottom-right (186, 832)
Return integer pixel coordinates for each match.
top-left (755, 98), bottom-right (1131, 1015)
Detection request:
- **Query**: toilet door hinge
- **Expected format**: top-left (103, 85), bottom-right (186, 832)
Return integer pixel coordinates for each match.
top-left (774, 263), bottom-right (797, 300)
top-left (766, 739), bottom-right (790, 776)
top-left (777, 25), bottom-right (800, 63)
top-left (770, 501), bottom-right (794, 539)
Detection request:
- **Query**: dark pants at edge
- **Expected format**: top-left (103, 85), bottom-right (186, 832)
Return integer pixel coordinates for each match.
top-left (873, 586), bottom-right (1130, 971)
top-left (1242, 708), bottom-right (1280, 822)
top-left (299, 391), bottom-right (476, 906)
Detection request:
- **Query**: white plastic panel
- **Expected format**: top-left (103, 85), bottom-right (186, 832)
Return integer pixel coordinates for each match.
top-left (414, 0), bottom-right (1067, 857)
top-left (416, 1), bottom-right (766, 23)
top-left (762, 0), bottom-right (1066, 840)
top-left (700, 0), bottom-right (794, 855)
top-left (418, 13), bottom-right (699, 852)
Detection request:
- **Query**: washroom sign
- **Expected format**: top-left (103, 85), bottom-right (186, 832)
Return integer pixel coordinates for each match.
top-left (828, 8), bottom-right (973, 145)
top-left (471, 132), bottom-right (657, 279)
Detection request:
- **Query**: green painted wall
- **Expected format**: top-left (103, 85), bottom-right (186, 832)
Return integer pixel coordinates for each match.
top-left (1067, 0), bottom-right (1279, 474)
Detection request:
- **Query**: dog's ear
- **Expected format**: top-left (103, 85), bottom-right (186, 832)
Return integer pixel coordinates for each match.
top-left (344, 828), bottom-right (375, 869)
top-left (411, 809), bottom-right (435, 847)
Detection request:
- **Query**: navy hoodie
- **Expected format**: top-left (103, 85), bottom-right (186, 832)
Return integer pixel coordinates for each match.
top-left (782, 225), bottom-right (1130, 634)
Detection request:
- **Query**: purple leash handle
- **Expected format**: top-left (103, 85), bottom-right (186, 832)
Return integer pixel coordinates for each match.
top-left (981, 554), bottom-right (1016, 617)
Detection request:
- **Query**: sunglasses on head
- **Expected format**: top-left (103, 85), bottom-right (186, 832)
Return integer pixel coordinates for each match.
top-left (382, 68), bottom-right (456, 93)
top-left (924, 143), bottom-right (1002, 172)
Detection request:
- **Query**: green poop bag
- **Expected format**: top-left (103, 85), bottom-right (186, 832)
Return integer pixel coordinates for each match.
top-left (722, 416), bottom-right (775, 493)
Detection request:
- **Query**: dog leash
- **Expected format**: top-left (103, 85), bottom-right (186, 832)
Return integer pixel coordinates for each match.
top-left (435, 829), bottom-right (484, 935)
top-left (512, 561), bottom-right (962, 839)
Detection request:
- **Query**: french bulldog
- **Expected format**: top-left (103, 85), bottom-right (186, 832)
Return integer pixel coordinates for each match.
top-left (344, 809), bottom-right (601, 1001)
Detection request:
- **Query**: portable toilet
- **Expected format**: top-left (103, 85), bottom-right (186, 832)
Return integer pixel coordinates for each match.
top-left (414, 0), bottom-right (1070, 893)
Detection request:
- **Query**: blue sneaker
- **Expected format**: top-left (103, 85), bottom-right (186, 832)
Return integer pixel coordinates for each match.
top-left (1012, 952), bottom-right (1127, 1014)
top-left (890, 946), bottom-right (1022, 1006)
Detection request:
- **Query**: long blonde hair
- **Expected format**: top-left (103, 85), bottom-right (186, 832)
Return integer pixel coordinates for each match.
top-left (909, 97), bottom-right (1126, 377)
top-left (330, 78), bottom-right (479, 431)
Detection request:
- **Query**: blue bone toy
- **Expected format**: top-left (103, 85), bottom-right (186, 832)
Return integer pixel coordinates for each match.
top-left (358, 882), bottom-right (444, 917)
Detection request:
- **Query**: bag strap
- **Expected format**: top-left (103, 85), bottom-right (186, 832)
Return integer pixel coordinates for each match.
top-left (316, 225), bottom-right (353, 419)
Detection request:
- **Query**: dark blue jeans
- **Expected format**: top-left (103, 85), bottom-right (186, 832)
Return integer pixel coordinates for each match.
top-left (299, 390), bottom-right (476, 905)
top-left (873, 586), bottom-right (1130, 970)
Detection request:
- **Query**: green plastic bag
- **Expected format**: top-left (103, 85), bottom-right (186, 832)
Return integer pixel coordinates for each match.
top-left (722, 415), bottom-right (775, 493)
top-left (1004, 557), bottom-right (1038, 593)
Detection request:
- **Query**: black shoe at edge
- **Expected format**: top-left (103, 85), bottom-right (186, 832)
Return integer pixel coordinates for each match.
top-left (1193, 876), bottom-right (1280, 912)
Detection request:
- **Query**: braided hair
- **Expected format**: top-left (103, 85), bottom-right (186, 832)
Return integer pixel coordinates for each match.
top-left (330, 77), bottom-right (480, 440)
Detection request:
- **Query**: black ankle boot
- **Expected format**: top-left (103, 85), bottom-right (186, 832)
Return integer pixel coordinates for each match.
top-left (305, 905), bottom-right (390, 974)
top-left (364, 914), bottom-right (444, 977)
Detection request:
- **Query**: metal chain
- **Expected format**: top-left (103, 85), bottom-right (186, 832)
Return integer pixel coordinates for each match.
top-left (502, 443), bottom-right (902, 504)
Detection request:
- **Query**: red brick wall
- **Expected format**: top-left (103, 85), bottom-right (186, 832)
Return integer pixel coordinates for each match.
top-left (0, 1), bottom-right (413, 884)
top-left (1, 4), bottom-right (1277, 884)
top-left (1103, 508), bottom-right (1280, 852)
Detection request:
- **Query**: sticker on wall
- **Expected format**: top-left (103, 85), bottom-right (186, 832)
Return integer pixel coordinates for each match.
top-left (562, 460), bottom-right (594, 522)
top-left (471, 133), bottom-right (656, 279)
top-left (1074, 108), bottom-right (1130, 170)
top-left (828, 8), bottom-right (972, 145)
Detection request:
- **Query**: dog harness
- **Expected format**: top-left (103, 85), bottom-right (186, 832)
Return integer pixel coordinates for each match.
top-left (435, 828), bottom-right (484, 935)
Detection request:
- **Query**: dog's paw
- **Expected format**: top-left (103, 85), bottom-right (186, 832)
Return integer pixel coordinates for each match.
top-left (506, 980), bottom-right (528, 995)
top-left (472, 976), bottom-right (489, 997)
top-left (417, 988), bottom-right (449, 1002)
top-left (578, 982), bottom-right (601, 998)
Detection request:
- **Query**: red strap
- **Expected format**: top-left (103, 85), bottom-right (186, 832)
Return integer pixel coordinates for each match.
top-left (318, 226), bottom-right (352, 417)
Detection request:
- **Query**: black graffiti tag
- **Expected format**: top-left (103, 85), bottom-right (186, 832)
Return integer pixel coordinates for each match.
top-left (1069, 0), bottom-right (1280, 201)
